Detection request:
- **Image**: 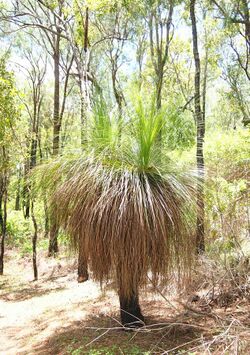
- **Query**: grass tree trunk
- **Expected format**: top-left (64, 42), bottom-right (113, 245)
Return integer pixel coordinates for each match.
top-left (48, 222), bottom-right (59, 257)
top-left (77, 254), bottom-right (89, 283)
top-left (48, 30), bottom-right (61, 256)
top-left (117, 266), bottom-right (144, 327)
top-left (77, 236), bottom-right (89, 282)
top-left (119, 288), bottom-right (144, 328)
top-left (77, 261), bottom-right (89, 283)
top-left (190, 0), bottom-right (205, 254)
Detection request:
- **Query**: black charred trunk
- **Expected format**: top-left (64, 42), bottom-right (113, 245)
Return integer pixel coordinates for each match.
top-left (119, 291), bottom-right (144, 328)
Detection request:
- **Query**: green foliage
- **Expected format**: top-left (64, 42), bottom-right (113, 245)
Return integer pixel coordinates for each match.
top-left (129, 96), bottom-right (164, 169)
top-left (6, 203), bottom-right (51, 255)
top-left (205, 129), bottom-right (250, 250)
top-left (205, 129), bottom-right (250, 178)
top-left (6, 210), bottom-right (33, 255)
top-left (87, 96), bottom-right (120, 157)
top-left (164, 108), bottom-right (195, 150)
top-left (0, 56), bottom-right (18, 147)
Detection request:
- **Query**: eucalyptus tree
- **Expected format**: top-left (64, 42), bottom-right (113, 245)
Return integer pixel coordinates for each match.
top-left (169, 37), bottom-right (194, 113)
top-left (17, 49), bottom-right (47, 218)
top-left (0, 56), bottom-right (18, 275)
top-left (209, 0), bottom-right (250, 126)
top-left (0, 0), bottom-right (75, 254)
top-left (1, 0), bottom-right (67, 155)
top-left (146, 0), bottom-right (175, 110)
top-left (93, 4), bottom-right (132, 113)
top-left (46, 0), bottom-right (102, 146)
top-left (222, 63), bottom-right (250, 127)
top-left (66, 3), bottom-right (92, 145)
top-left (211, 1), bottom-right (250, 83)
top-left (190, 0), bottom-right (205, 253)
top-left (18, 49), bottom-right (47, 279)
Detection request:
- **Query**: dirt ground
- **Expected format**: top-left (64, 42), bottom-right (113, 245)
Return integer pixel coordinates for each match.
top-left (0, 249), bottom-right (249, 355)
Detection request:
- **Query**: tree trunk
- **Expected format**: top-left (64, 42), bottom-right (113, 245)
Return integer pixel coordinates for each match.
top-left (23, 159), bottom-right (30, 219)
top-left (156, 67), bottom-right (163, 148)
top-left (31, 201), bottom-right (38, 280)
top-left (77, 227), bottom-right (89, 282)
top-left (30, 137), bottom-right (38, 279)
top-left (111, 69), bottom-right (123, 114)
top-left (0, 173), bottom-right (7, 276)
top-left (15, 166), bottom-right (21, 211)
top-left (119, 289), bottom-right (144, 328)
top-left (190, 0), bottom-right (205, 254)
top-left (77, 252), bottom-right (89, 283)
top-left (80, 92), bottom-right (87, 146)
top-left (48, 222), bottom-right (59, 256)
top-left (156, 66), bottom-right (163, 111)
top-left (43, 197), bottom-right (49, 238)
top-left (49, 28), bottom-right (61, 256)
top-left (242, 0), bottom-right (250, 47)
top-left (52, 36), bottom-right (61, 157)
top-left (23, 136), bottom-right (38, 219)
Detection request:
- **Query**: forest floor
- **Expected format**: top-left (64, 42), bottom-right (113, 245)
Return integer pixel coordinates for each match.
top-left (0, 249), bottom-right (250, 355)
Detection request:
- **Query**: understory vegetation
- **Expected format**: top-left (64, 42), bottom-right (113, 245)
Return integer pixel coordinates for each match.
top-left (0, 0), bottom-right (249, 354)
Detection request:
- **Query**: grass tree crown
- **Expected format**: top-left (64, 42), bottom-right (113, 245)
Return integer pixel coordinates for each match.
top-left (34, 96), bottom-right (197, 299)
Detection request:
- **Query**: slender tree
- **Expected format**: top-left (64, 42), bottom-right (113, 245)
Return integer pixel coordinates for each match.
top-left (99, 7), bottom-right (130, 113)
top-left (147, 0), bottom-right (175, 110)
top-left (0, 57), bottom-right (18, 275)
top-left (0, 150), bottom-right (8, 276)
top-left (19, 50), bottom-right (46, 219)
top-left (20, 50), bottom-right (47, 278)
top-left (190, 0), bottom-right (205, 253)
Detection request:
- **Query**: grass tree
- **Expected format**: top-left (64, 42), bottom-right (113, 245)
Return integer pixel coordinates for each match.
top-left (35, 96), bottom-right (197, 327)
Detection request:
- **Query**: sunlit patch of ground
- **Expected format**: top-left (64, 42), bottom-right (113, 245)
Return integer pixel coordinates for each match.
top-left (0, 249), bottom-right (249, 354)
